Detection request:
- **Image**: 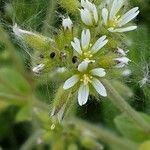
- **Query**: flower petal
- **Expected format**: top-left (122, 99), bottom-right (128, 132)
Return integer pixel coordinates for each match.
top-left (109, 0), bottom-right (124, 20)
top-left (78, 84), bottom-right (89, 106)
top-left (102, 8), bottom-right (108, 25)
top-left (71, 38), bottom-right (82, 54)
top-left (78, 61), bottom-right (89, 72)
top-left (117, 47), bottom-right (127, 56)
top-left (90, 68), bottom-right (106, 77)
top-left (115, 57), bottom-right (131, 64)
top-left (63, 75), bottom-right (79, 90)
top-left (91, 36), bottom-right (108, 54)
top-left (91, 78), bottom-right (107, 97)
top-left (93, 6), bottom-right (98, 24)
top-left (118, 7), bottom-right (139, 26)
top-left (108, 26), bottom-right (137, 32)
top-left (81, 29), bottom-right (91, 50)
top-left (80, 9), bottom-right (93, 26)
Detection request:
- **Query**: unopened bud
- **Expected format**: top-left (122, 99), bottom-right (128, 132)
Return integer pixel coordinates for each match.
top-left (114, 57), bottom-right (131, 68)
top-left (13, 24), bottom-right (53, 51)
top-left (62, 17), bottom-right (73, 31)
top-left (32, 64), bottom-right (45, 74)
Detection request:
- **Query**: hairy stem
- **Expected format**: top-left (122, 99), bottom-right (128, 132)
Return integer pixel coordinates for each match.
top-left (42, 0), bottom-right (57, 35)
top-left (71, 119), bottom-right (138, 150)
top-left (103, 79), bottom-right (150, 133)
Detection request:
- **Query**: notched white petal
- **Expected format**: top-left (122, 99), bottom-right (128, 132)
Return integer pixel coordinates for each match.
top-left (91, 36), bottom-right (108, 54)
top-left (81, 29), bottom-right (91, 50)
top-left (109, 0), bottom-right (124, 20)
top-left (91, 78), bottom-right (107, 97)
top-left (102, 8), bottom-right (108, 25)
top-left (118, 7), bottom-right (139, 26)
top-left (91, 68), bottom-right (106, 77)
top-left (80, 9), bottom-right (93, 26)
top-left (108, 26), bottom-right (137, 32)
top-left (93, 6), bottom-right (98, 24)
top-left (78, 84), bottom-right (89, 106)
top-left (63, 75), bottom-right (79, 90)
top-left (71, 38), bottom-right (82, 54)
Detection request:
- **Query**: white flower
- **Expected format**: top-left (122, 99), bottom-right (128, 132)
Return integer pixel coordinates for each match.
top-left (63, 66), bottom-right (107, 106)
top-left (114, 57), bottom-right (131, 68)
top-left (62, 17), bottom-right (73, 30)
top-left (80, 0), bottom-right (98, 26)
top-left (102, 0), bottom-right (139, 32)
top-left (32, 64), bottom-right (45, 74)
top-left (71, 29), bottom-right (108, 69)
top-left (116, 47), bottom-right (129, 56)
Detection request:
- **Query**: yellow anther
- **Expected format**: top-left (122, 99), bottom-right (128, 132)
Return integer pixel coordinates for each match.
top-left (81, 74), bottom-right (93, 85)
top-left (83, 51), bottom-right (93, 58)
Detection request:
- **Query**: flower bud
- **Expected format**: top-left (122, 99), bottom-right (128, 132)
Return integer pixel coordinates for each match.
top-left (62, 17), bottom-right (73, 31)
top-left (114, 57), bottom-right (131, 68)
top-left (13, 24), bottom-right (53, 51)
top-left (80, 0), bottom-right (98, 26)
top-left (116, 48), bottom-right (129, 56)
top-left (32, 64), bottom-right (45, 74)
top-left (51, 86), bottom-right (73, 122)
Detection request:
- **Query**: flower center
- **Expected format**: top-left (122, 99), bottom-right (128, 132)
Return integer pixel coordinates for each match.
top-left (108, 15), bottom-right (120, 27)
top-left (80, 74), bottom-right (93, 85)
top-left (83, 51), bottom-right (93, 58)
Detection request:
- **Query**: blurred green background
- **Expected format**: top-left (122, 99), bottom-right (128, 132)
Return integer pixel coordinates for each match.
top-left (0, 0), bottom-right (150, 150)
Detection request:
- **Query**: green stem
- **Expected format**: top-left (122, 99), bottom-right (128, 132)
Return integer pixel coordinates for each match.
top-left (103, 79), bottom-right (150, 133)
top-left (71, 119), bottom-right (138, 150)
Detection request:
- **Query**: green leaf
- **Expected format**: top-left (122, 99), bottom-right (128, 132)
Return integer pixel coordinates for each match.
top-left (15, 105), bottom-right (32, 122)
top-left (0, 68), bottom-right (31, 95)
top-left (114, 113), bottom-right (150, 142)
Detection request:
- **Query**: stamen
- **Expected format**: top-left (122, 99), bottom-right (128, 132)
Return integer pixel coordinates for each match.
top-left (80, 74), bottom-right (93, 85)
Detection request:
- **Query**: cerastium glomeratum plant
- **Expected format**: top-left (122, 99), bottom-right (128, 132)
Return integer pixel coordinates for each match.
top-left (13, 0), bottom-right (150, 135)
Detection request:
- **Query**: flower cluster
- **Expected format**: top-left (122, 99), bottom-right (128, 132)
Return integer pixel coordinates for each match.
top-left (13, 0), bottom-right (139, 106)
top-left (62, 0), bottom-right (138, 105)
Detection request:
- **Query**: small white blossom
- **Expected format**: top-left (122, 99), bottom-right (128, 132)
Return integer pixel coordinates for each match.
top-left (32, 64), bottom-right (45, 74)
top-left (80, 0), bottom-right (98, 26)
top-left (62, 17), bottom-right (73, 30)
top-left (63, 66), bottom-right (107, 106)
top-left (102, 0), bottom-right (139, 32)
top-left (114, 57), bottom-right (131, 68)
top-left (116, 47), bottom-right (129, 56)
top-left (71, 29), bottom-right (108, 69)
